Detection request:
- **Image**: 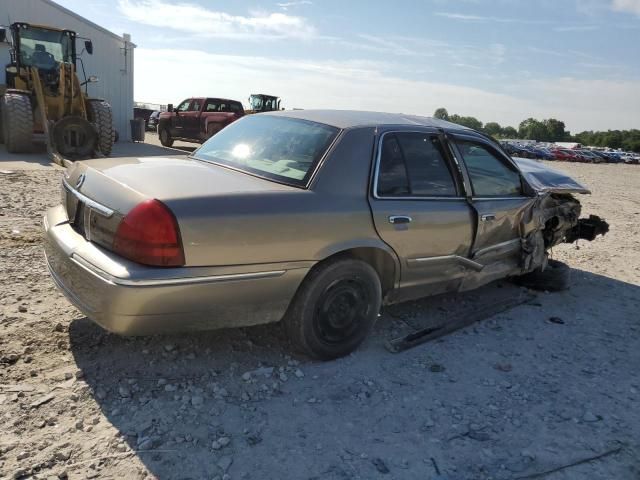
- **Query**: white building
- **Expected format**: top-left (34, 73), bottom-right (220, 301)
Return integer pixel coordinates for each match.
top-left (0, 0), bottom-right (135, 140)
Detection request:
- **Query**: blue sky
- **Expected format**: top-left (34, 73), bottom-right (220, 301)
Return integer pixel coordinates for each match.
top-left (55, 0), bottom-right (640, 131)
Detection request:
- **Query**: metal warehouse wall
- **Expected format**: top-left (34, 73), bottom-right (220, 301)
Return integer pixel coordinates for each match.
top-left (0, 0), bottom-right (135, 140)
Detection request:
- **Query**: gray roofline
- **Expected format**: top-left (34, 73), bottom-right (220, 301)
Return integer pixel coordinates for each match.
top-left (43, 0), bottom-right (137, 47)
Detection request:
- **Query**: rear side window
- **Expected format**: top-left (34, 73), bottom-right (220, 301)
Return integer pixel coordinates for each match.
top-left (377, 133), bottom-right (457, 197)
top-left (205, 101), bottom-right (243, 113)
top-left (457, 141), bottom-right (522, 197)
top-left (205, 100), bottom-right (220, 112)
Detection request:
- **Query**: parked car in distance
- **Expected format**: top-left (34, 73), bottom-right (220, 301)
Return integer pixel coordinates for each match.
top-left (157, 97), bottom-right (244, 147)
top-left (147, 110), bottom-right (161, 131)
top-left (523, 146), bottom-right (553, 160)
top-left (44, 110), bottom-right (608, 360)
top-left (551, 149), bottom-right (579, 161)
top-left (577, 150), bottom-right (605, 163)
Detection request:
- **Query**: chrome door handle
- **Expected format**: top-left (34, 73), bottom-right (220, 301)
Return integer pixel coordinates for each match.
top-left (481, 213), bottom-right (496, 222)
top-left (389, 215), bottom-right (412, 224)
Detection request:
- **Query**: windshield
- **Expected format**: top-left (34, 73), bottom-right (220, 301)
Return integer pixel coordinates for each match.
top-left (194, 115), bottom-right (339, 187)
top-left (18, 27), bottom-right (73, 69)
top-left (250, 96), bottom-right (278, 111)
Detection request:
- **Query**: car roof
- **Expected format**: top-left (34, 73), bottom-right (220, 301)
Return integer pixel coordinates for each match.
top-left (262, 109), bottom-right (475, 131)
top-left (192, 97), bottom-right (241, 103)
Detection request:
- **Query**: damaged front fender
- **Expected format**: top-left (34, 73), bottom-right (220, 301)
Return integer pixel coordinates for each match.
top-left (520, 192), bottom-right (608, 274)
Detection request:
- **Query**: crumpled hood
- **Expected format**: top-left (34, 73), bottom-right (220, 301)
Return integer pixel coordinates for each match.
top-left (513, 157), bottom-right (590, 194)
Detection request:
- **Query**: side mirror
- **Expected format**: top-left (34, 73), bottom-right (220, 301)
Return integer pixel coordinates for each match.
top-left (0, 29), bottom-right (6, 43)
top-left (85, 40), bottom-right (93, 55)
top-left (167, 104), bottom-right (173, 112)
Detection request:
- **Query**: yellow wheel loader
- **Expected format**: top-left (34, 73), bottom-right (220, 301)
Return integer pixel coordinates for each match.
top-left (246, 93), bottom-right (281, 114)
top-left (0, 22), bottom-right (114, 161)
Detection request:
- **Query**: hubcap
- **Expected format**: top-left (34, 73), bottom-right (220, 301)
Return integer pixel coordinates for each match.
top-left (314, 279), bottom-right (370, 345)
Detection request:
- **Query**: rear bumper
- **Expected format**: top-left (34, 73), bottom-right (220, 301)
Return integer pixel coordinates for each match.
top-left (44, 205), bottom-right (309, 335)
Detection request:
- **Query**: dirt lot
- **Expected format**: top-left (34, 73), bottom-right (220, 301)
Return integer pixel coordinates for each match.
top-left (1, 158), bottom-right (639, 480)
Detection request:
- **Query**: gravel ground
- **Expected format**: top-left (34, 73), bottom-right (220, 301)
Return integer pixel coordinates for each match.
top-left (1, 160), bottom-right (639, 480)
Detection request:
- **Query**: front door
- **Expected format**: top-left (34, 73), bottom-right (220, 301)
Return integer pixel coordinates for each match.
top-left (181, 98), bottom-right (202, 138)
top-left (369, 130), bottom-right (476, 301)
top-left (171, 99), bottom-right (192, 136)
top-left (452, 136), bottom-right (535, 271)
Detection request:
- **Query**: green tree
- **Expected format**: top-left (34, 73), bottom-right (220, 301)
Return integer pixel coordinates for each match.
top-left (433, 108), bottom-right (449, 120)
top-left (543, 119), bottom-right (567, 141)
top-left (450, 114), bottom-right (483, 131)
top-left (484, 122), bottom-right (502, 137)
top-left (519, 118), bottom-right (548, 141)
top-left (501, 126), bottom-right (518, 138)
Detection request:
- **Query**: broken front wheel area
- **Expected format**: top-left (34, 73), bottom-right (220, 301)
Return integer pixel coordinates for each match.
top-left (513, 259), bottom-right (571, 292)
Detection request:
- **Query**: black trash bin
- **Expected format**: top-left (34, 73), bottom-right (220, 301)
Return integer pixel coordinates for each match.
top-left (130, 118), bottom-right (145, 142)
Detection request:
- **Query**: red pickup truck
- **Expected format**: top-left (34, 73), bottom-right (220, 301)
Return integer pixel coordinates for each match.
top-left (157, 97), bottom-right (244, 147)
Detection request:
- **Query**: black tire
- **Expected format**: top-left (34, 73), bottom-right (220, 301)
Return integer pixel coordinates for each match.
top-left (88, 99), bottom-right (115, 156)
top-left (284, 258), bottom-right (382, 360)
top-left (159, 126), bottom-right (173, 147)
top-left (514, 259), bottom-right (571, 292)
top-left (1, 93), bottom-right (33, 153)
top-left (51, 116), bottom-right (97, 160)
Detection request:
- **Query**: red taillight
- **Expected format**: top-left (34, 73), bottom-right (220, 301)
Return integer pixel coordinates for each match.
top-left (113, 199), bottom-right (185, 267)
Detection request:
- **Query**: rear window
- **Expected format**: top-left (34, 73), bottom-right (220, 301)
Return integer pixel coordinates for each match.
top-left (193, 115), bottom-right (339, 187)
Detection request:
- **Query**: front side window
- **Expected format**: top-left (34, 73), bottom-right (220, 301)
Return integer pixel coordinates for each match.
top-left (189, 100), bottom-right (202, 112)
top-left (377, 132), bottom-right (457, 197)
top-left (176, 100), bottom-right (191, 112)
top-left (194, 115), bottom-right (338, 186)
top-left (457, 140), bottom-right (522, 197)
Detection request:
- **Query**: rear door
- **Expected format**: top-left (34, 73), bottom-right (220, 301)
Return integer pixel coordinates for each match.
top-left (452, 135), bottom-right (535, 271)
top-left (369, 129), bottom-right (476, 300)
top-left (202, 99), bottom-right (226, 138)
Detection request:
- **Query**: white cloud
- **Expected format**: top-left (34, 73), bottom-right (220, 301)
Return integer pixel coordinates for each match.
top-left (353, 34), bottom-right (421, 56)
top-left (277, 1), bottom-right (312, 10)
top-left (434, 12), bottom-right (550, 24)
top-left (612, 0), bottom-right (640, 15)
top-left (117, 0), bottom-right (316, 39)
top-left (134, 48), bottom-right (640, 131)
top-left (553, 24), bottom-right (599, 32)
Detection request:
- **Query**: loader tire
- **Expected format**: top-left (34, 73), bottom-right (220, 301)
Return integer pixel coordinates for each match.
top-left (1, 93), bottom-right (33, 153)
top-left (51, 116), bottom-right (97, 160)
top-left (88, 99), bottom-right (115, 156)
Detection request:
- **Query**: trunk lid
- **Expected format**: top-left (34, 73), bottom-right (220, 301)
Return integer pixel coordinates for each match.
top-left (69, 155), bottom-right (295, 208)
top-left (62, 155), bottom-right (299, 264)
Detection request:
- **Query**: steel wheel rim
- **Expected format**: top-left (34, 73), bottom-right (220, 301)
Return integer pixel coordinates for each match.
top-left (313, 278), bottom-right (370, 345)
